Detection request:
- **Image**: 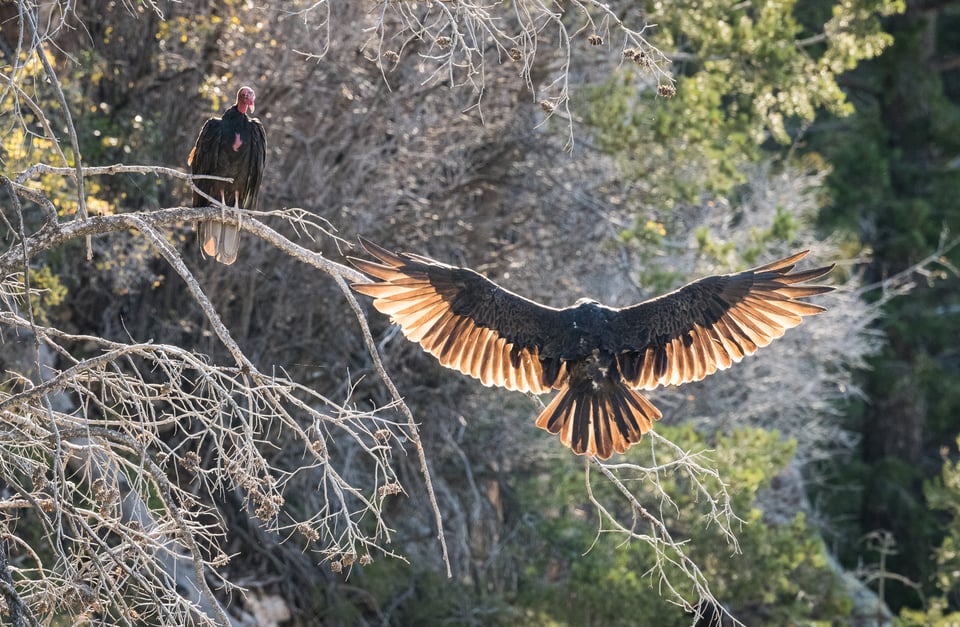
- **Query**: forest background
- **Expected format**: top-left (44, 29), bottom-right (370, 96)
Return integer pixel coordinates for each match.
top-left (1, 0), bottom-right (959, 625)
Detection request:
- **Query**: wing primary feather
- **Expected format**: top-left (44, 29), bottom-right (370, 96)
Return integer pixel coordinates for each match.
top-left (347, 258), bottom-right (400, 282)
top-left (698, 338), bottom-right (728, 372)
top-left (723, 308), bottom-right (771, 347)
top-left (513, 347), bottom-right (532, 390)
top-left (639, 347), bottom-right (658, 388)
top-left (528, 354), bottom-right (545, 391)
top-left (487, 338), bottom-right (504, 387)
top-left (541, 358), bottom-right (563, 388)
top-left (437, 317), bottom-right (471, 362)
top-left (740, 295), bottom-right (805, 325)
top-left (372, 292), bottom-right (442, 315)
top-left (422, 311), bottom-right (462, 352)
top-left (719, 317), bottom-right (762, 355)
top-left (404, 311), bottom-right (452, 345)
top-left (711, 316), bottom-right (746, 361)
top-left (675, 337), bottom-right (692, 384)
top-left (436, 316), bottom-right (469, 354)
top-left (653, 346), bottom-right (669, 380)
top-left (503, 345), bottom-right (520, 390)
top-left (666, 343), bottom-right (681, 384)
top-left (736, 303), bottom-right (792, 338)
top-left (371, 283), bottom-right (446, 301)
top-left (350, 282), bottom-right (423, 300)
top-left (393, 298), bottom-right (448, 326)
top-left (490, 337), bottom-right (507, 387)
top-left (478, 334), bottom-right (499, 387)
top-left (357, 237), bottom-right (408, 268)
top-left (377, 294), bottom-right (448, 318)
top-left (757, 282), bottom-right (833, 298)
top-left (496, 338), bottom-right (513, 388)
top-left (398, 305), bottom-right (449, 342)
top-left (463, 327), bottom-right (488, 380)
top-left (380, 285), bottom-right (448, 302)
top-left (773, 264), bottom-right (835, 284)
top-left (451, 323), bottom-right (481, 372)
top-left (751, 249), bottom-right (809, 272)
top-left (691, 326), bottom-right (714, 379)
top-left (514, 346), bottom-right (544, 392)
top-left (737, 304), bottom-right (798, 333)
top-left (459, 325), bottom-right (486, 377)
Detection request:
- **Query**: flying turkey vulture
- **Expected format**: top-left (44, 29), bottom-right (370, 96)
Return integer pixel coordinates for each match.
top-left (351, 239), bottom-right (834, 459)
top-left (188, 86), bottom-right (266, 265)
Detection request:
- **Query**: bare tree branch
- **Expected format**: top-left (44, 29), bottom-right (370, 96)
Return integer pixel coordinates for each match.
top-left (1, 168), bottom-right (420, 622)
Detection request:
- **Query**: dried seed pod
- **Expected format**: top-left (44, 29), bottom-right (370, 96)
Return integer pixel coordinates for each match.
top-left (297, 522), bottom-right (320, 543)
top-left (657, 83), bottom-right (677, 98)
top-left (181, 451), bottom-right (201, 472)
top-left (378, 482), bottom-right (403, 498)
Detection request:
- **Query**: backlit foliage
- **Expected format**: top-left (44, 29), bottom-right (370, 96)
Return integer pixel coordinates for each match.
top-left (586, 0), bottom-right (903, 207)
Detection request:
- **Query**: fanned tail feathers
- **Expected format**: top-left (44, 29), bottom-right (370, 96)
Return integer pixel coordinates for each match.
top-left (535, 384), bottom-right (662, 459)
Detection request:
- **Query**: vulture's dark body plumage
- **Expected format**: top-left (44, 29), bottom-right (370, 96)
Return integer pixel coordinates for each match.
top-left (188, 86), bottom-right (266, 265)
top-left (351, 240), bottom-right (834, 459)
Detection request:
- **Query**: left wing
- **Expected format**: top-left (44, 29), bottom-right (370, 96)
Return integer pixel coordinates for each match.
top-left (240, 118), bottom-right (266, 210)
top-left (610, 251), bottom-right (834, 390)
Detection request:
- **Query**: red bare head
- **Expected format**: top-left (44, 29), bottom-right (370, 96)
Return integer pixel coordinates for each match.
top-left (236, 86), bottom-right (256, 115)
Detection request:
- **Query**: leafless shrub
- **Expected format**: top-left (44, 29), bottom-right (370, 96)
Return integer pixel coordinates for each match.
top-left (1, 183), bottom-right (427, 625)
top-left (287, 0), bottom-right (672, 146)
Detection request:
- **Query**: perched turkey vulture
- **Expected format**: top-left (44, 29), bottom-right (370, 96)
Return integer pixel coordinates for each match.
top-left (188, 86), bottom-right (266, 265)
top-left (351, 239), bottom-right (834, 459)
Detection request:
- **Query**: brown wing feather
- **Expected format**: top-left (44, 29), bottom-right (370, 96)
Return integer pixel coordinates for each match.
top-left (613, 251), bottom-right (834, 391)
top-left (241, 118), bottom-right (266, 210)
top-left (188, 117), bottom-right (224, 207)
top-left (350, 239), bottom-right (558, 394)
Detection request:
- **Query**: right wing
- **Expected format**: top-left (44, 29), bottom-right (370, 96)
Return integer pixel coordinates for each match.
top-left (350, 239), bottom-right (571, 394)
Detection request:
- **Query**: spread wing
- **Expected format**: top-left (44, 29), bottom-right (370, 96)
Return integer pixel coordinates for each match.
top-left (350, 239), bottom-right (567, 394)
top-left (188, 117), bottom-right (223, 207)
top-left (611, 251), bottom-right (834, 390)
